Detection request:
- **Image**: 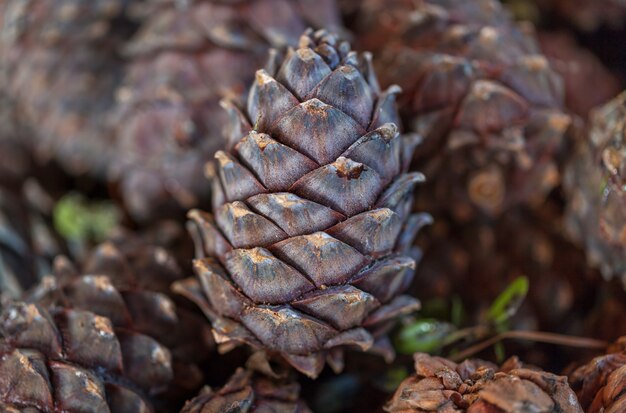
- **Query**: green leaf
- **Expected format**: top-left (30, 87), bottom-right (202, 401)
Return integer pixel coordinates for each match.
top-left (487, 276), bottom-right (529, 326)
top-left (54, 193), bottom-right (88, 241)
top-left (394, 319), bottom-right (456, 354)
top-left (53, 193), bottom-right (120, 243)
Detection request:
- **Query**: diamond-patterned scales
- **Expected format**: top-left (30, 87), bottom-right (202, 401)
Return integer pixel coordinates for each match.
top-left (181, 30), bottom-right (430, 378)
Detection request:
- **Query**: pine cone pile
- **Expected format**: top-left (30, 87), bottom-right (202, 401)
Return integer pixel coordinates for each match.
top-left (1, 0), bottom-right (626, 412)
top-left (565, 92), bottom-right (626, 284)
top-left (112, 0), bottom-right (343, 222)
top-left (353, 0), bottom-right (569, 220)
top-left (386, 353), bottom-right (583, 412)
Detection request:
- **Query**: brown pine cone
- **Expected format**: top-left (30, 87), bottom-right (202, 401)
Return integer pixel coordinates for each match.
top-left (569, 338), bottom-right (626, 412)
top-left (0, 0), bottom-right (133, 177)
top-left (12, 234), bottom-right (214, 410)
top-left (181, 367), bottom-right (311, 413)
top-left (386, 353), bottom-right (583, 412)
top-left (564, 91), bottom-right (626, 284)
top-left (174, 29), bottom-right (429, 378)
top-left (538, 31), bottom-right (621, 118)
top-left (351, 0), bottom-right (569, 221)
top-left (112, 0), bottom-right (343, 222)
top-left (0, 300), bottom-right (169, 412)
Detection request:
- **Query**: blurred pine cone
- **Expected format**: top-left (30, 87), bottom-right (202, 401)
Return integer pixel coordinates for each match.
top-left (0, 139), bottom-right (64, 298)
top-left (2, 235), bottom-right (214, 411)
top-left (564, 91), bottom-right (626, 285)
top-left (112, 0), bottom-right (343, 222)
top-left (175, 29), bottom-right (429, 378)
top-left (570, 338), bottom-right (626, 412)
top-left (538, 31), bottom-right (621, 118)
top-left (0, 0), bottom-right (135, 177)
top-left (181, 367), bottom-right (310, 413)
top-left (351, 0), bottom-right (569, 221)
top-left (415, 203), bottom-right (598, 334)
top-left (386, 353), bottom-right (583, 412)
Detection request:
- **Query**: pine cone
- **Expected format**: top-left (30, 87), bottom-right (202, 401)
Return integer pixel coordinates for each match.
top-left (7, 235), bottom-right (215, 411)
top-left (570, 338), bottom-right (626, 412)
top-left (181, 367), bottom-right (311, 413)
top-left (0, 301), bottom-right (172, 412)
top-left (564, 91), bottom-right (626, 284)
top-left (538, 31), bottom-right (620, 118)
top-left (112, 0), bottom-right (343, 222)
top-left (352, 0), bottom-right (569, 220)
top-left (175, 29), bottom-right (429, 378)
top-left (0, 0), bottom-right (132, 177)
top-left (386, 353), bottom-right (583, 412)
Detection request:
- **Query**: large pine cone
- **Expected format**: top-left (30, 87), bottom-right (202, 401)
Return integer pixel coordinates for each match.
top-left (0, 0), bottom-right (133, 177)
top-left (181, 367), bottom-right (311, 413)
top-left (564, 91), bottom-right (626, 285)
top-left (352, 0), bottom-right (569, 220)
top-left (175, 30), bottom-right (430, 378)
top-left (2, 235), bottom-right (214, 411)
top-left (386, 353), bottom-right (583, 412)
top-left (112, 0), bottom-right (343, 222)
top-left (570, 338), bottom-right (626, 412)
